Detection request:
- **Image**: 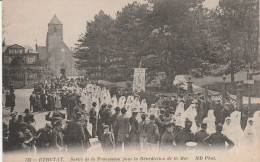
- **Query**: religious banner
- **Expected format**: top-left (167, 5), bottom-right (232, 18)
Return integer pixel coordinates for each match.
top-left (133, 68), bottom-right (146, 92)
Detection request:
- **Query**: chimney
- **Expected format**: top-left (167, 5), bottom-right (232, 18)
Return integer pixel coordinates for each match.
top-left (35, 39), bottom-right (38, 51)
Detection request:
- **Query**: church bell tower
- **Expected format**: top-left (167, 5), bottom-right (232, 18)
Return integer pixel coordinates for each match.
top-left (46, 15), bottom-right (63, 51)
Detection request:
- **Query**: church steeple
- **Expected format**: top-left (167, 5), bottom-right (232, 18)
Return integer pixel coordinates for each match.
top-left (47, 15), bottom-right (63, 50)
top-left (49, 15), bottom-right (62, 25)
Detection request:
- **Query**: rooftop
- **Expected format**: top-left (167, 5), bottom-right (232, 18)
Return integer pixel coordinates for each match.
top-left (49, 15), bottom-right (62, 25)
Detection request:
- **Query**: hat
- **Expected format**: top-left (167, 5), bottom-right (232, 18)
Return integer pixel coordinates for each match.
top-left (186, 142), bottom-right (197, 147)
top-left (131, 108), bottom-right (138, 113)
top-left (114, 107), bottom-right (120, 111)
top-left (141, 113), bottom-right (148, 118)
top-left (103, 125), bottom-right (109, 129)
top-left (75, 112), bottom-right (82, 119)
top-left (92, 102), bottom-right (97, 107)
top-left (121, 107), bottom-right (127, 112)
top-left (101, 104), bottom-right (107, 108)
top-left (52, 113), bottom-right (62, 118)
top-left (150, 114), bottom-right (155, 120)
top-left (52, 117), bottom-right (63, 121)
top-left (24, 109), bottom-right (30, 113)
top-left (216, 124), bottom-right (223, 131)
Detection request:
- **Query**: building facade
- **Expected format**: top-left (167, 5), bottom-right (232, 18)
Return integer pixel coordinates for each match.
top-left (37, 15), bottom-right (80, 77)
top-left (2, 44), bottom-right (42, 88)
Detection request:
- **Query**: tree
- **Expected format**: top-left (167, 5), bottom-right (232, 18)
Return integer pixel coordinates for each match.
top-left (74, 10), bottom-right (116, 80)
top-left (215, 0), bottom-right (259, 83)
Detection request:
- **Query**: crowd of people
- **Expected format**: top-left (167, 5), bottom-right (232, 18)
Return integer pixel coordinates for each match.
top-left (2, 76), bottom-right (260, 154)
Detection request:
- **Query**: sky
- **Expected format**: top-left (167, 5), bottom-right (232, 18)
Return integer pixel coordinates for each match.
top-left (2, 0), bottom-right (219, 49)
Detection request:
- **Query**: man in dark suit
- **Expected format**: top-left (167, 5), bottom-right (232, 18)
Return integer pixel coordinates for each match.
top-left (145, 114), bottom-right (160, 151)
top-left (194, 123), bottom-right (209, 149)
top-left (9, 91), bottom-right (16, 113)
top-left (204, 124), bottom-right (234, 150)
top-left (64, 112), bottom-right (85, 152)
top-left (89, 102), bottom-right (97, 138)
top-left (110, 107), bottom-right (121, 142)
top-left (114, 107), bottom-right (129, 152)
top-left (155, 108), bottom-right (166, 140)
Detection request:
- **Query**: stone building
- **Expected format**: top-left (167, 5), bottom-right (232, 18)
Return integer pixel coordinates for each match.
top-left (2, 44), bottom-right (41, 88)
top-left (37, 15), bottom-right (80, 76)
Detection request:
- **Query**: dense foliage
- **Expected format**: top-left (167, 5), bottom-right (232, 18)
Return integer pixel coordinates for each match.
top-left (74, 0), bottom-right (259, 86)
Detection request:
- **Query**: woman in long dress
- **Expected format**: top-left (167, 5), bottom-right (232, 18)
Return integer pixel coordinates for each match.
top-left (118, 96), bottom-right (126, 108)
top-left (125, 96), bottom-right (134, 110)
top-left (55, 93), bottom-right (62, 109)
top-left (230, 111), bottom-right (243, 147)
top-left (111, 95), bottom-right (118, 114)
top-left (206, 110), bottom-right (216, 134)
top-left (175, 100), bottom-right (185, 117)
top-left (140, 99), bottom-right (148, 113)
top-left (184, 101), bottom-right (198, 133)
top-left (222, 117), bottom-right (233, 139)
top-left (241, 118), bottom-right (256, 147)
top-left (253, 111), bottom-right (260, 137)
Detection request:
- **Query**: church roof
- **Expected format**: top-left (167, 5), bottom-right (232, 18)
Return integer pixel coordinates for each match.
top-left (49, 15), bottom-right (62, 25)
top-left (37, 46), bottom-right (48, 61)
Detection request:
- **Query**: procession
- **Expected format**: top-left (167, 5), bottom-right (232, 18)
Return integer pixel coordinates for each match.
top-left (2, 75), bottom-right (260, 154)
top-left (1, 0), bottom-right (260, 161)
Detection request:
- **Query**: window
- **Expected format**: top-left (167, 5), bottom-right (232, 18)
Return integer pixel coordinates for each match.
top-left (54, 27), bottom-right (57, 32)
top-left (27, 57), bottom-right (35, 64)
top-left (20, 49), bottom-right (23, 54)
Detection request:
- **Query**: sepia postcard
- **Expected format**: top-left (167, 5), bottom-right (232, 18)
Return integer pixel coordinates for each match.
top-left (1, 0), bottom-right (260, 162)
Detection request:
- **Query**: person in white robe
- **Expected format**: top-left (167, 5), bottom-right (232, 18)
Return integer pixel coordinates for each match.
top-left (111, 95), bottom-right (118, 114)
top-left (184, 100), bottom-right (198, 133)
top-left (253, 111), bottom-right (260, 137)
top-left (105, 90), bottom-right (112, 106)
top-left (125, 96), bottom-right (134, 110)
top-left (175, 100), bottom-right (185, 117)
top-left (118, 96), bottom-right (126, 108)
top-left (222, 117), bottom-right (232, 138)
top-left (206, 110), bottom-right (216, 134)
top-left (230, 111), bottom-right (243, 147)
top-left (140, 99), bottom-right (148, 113)
top-left (241, 118), bottom-right (256, 148)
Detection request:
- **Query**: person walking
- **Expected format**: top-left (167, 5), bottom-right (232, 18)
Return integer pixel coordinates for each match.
top-left (145, 114), bottom-right (160, 152)
top-left (114, 107), bottom-right (129, 152)
top-left (129, 108), bottom-right (140, 151)
top-left (89, 102), bottom-right (97, 138)
top-left (194, 123), bottom-right (209, 149)
top-left (161, 123), bottom-right (175, 151)
top-left (204, 124), bottom-right (234, 150)
top-left (138, 113), bottom-right (148, 152)
top-left (65, 112), bottom-right (85, 152)
top-left (9, 91), bottom-right (16, 113)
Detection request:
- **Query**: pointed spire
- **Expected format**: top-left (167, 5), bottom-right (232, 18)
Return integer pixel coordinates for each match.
top-left (49, 15), bottom-right (62, 25)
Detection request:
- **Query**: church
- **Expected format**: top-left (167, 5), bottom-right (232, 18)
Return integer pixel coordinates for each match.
top-left (36, 15), bottom-right (80, 76)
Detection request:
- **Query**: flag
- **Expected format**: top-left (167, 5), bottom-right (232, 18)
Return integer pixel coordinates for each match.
top-left (133, 68), bottom-right (146, 92)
